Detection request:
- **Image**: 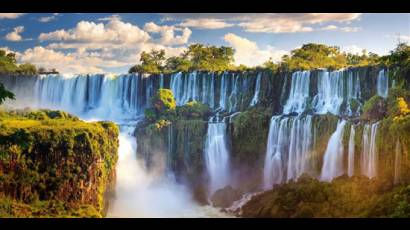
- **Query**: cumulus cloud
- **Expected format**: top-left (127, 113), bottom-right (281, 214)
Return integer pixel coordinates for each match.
top-left (0, 13), bottom-right (25, 19)
top-left (178, 18), bottom-right (234, 29)
top-left (19, 46), bottom-right (105, 73)
top-left (223, 33), bottom-right (288, 66)
top-left (5, 26), bottom-right (24, 41)
top-left (144, 22), bottom-right (191, 45)
top-left (39, 18), bottom-right (151, 45)
top-left (162, 13), bottom-right (362, 33)
top-left (38, 13), bottom-right (60, 23)
top-left (24, 17), bottom-right (189, 74)
top-left (341, 45), bottom-right (365, 55)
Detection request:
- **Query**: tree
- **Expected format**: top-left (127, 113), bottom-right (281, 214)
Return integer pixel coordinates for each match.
top-left (151, 89), bottom-right (176, 114)
top-left (164, 56), bottom-right (192, 73)
top-left (280, 43), bottom-right (348, 71)
top-left (0, 83), bottom-right (15, 105)
top-left (183, 44), bottom-right (235, 72)
top-left (129, 49), bottom-right (166, 74)
top-left (18, 63), bottom-right (37, 75)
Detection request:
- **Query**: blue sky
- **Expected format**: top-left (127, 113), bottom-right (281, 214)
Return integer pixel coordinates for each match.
top-left (0, 13), bottom-right (409, 74)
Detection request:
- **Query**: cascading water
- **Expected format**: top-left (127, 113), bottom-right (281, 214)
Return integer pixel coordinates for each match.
top-left (205, 116), bottom-right (231, 194)
top-left (263, 115), bottom-right (313, 189)
top-left (107, 123), bottom-right (225, 218)
top-left (348, 125), bottom-right (356, 177)
top-left (283, 71), bottom-right (310, 114)
top-left (263, 68), bottom-right (383, 189)
top-left (320, 120), bottom-right (347, 182)
top-left (1, 73), bottom-right (232, 217)
top-left (377, 69), bottom-right (389, 98)
top-left (263, 116), bottom-right (285, 189)
top-left (361, 122), bottom-right (379, 179)
top-left (249, 73), bottom-right (262, 107)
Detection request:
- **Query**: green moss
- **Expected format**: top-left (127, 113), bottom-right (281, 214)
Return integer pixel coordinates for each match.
top-left (0, 109), bottom-right (119, 218)
top-left (362, 95), bottom-right (387, 121)
top-left (241, 174), bottom-right (410, 218)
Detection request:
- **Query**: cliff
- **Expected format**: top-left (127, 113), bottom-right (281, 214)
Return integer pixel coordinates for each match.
top-left (0, 109), bottom-right (119, 217)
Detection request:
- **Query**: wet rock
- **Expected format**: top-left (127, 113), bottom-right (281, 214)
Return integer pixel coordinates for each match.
top-left (210, 185), bottom-right (242, 208)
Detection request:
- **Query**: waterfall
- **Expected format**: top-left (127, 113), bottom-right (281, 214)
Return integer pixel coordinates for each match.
top-left (313, 71), bottom-right (344, 115)
top-left (320, 120), bottom-right (347, 182)
top-left (377, 69), bottom-right (388, 98)
top-left (361, 122), bottom-right (379, 179)
top-left (204, 117), bottom-right (230, 194)
top-left (249, 73), bottom-right (262, 107)
top-left (263, 115), bottom-right (313, 189)
top-left (263, 116), bottom-right (285, 189)
top-left (283, 71), bottom-right (310, 114)
top-left (394, 140), bottom-right (402, 184)
top-left (348, 125), bottom-right (356, 177)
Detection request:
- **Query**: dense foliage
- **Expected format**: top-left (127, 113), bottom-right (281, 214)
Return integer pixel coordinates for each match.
top-left (0, 109), bottom-right (119, 217)
top-left (0, 83), bottom-right (15, 105)
top-left (129, 44), bottom-right (235, 74)
top-left (241, 174), bottom-right (410, 218)
top-left (0, 49), bottom-right (37, 75)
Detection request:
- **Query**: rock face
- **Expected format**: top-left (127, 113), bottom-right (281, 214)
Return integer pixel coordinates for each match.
top-left (0, 109), bottom-right (119, 217)
top-left (210, 185), bottom-right (242, 208)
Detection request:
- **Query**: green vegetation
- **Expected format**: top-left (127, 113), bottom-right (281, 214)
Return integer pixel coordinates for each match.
top-left (241, 174), bottom-right (410, 218)
top-left (128, 50), bottom-right (166, 74)
top-left (0, 49), bottom-right (37, 75)
top-left (0, 83), bottom-right (15, 105)
top-left (0, 109), bottom-right (119, 217)
top-left (362, 95), bottom-right (387, 121)
top-left (129, 44), bottom-right (235, 74)
top-left (128, 42), bottom-right (410, 76)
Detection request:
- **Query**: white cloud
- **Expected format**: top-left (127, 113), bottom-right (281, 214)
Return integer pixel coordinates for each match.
top-left (5, 26), bottom-right (24, 41)
top-left (321, 25), bottom-right (338, 31)
top-left (144, 22), bottom-right (191, 45)
top-left (162, 13), bottom-right (362, 33)
top-left (19, 46), bottom-right (105, 73)
top-left (0, 13), bottom-right (25, 19)
top-left (396, 35), bottom-right (410, 43)
top-left (98, 14), bottom-right (121, 21)
top-left (342, 45), bottom-right (365, 55)
top-left (24, 18), bottom-right (190, 74)
top-left (223, 33), bottom-right (288, 66)
top-left (39, 18), bottom-right (151, 45)
top-left (340, 26), bottom-right (361, 32)
top-left (179, 18), bottom-right (234, 29)
top-left (320, 25), bottom-right (361, 32)
top-left (38, 13), bottom-right (60, 23)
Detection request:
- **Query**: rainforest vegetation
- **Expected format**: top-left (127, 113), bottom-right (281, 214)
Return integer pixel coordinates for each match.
top-left (0, 41), bottom-right (410, 218)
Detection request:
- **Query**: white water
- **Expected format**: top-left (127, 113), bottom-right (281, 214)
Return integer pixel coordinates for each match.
top-left (204, 120), bottom-right (231, 194)
top-left (283, 71), bottom-right (310, 114)
top-left (348, 125), bottom-right (356, 177)
top-left (377, 69), bottom-right (388, 98)
top-left (361, 123), bottom-right (379, 178)
top-left (321, 120), bottom-right (347, 182)
top-left (107, 125), bottom-right (228, 218)
top-left (249, 73), bottom-right (262, 107)
top-left (263, 115), bottom-right (313, 189)
top-left (263, 116), bottom-right (285, 189)
top-left (0, 73), bottom-right (231, 217)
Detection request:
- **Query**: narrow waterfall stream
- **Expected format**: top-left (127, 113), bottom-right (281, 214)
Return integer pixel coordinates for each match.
top-left (205, 116), bottom-right (231, 195)
top-left (361, 123), bottom-right (379, 179)
top-left (320, 120), bottom-right (347, 182)
top-left (107, 123), bottom-right (228, 217)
